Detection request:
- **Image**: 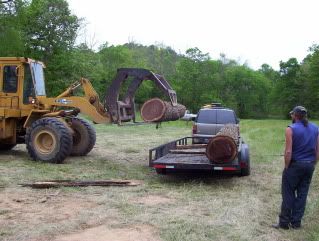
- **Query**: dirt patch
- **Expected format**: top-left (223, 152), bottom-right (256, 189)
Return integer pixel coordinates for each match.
top-left (133, 195), bottom-right (175, 206)
top-left (0, 188), bottom-right (99, 229)
top-left (55, 224), bottom-right (161, 241)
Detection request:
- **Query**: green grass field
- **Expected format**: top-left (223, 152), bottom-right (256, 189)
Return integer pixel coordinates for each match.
top-left (0, 119), bottom-right (318, 241)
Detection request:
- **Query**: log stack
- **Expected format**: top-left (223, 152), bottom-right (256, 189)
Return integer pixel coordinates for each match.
top-left (205, 124), bottom-right (239, 163)
top-left (141, 98), bottom-right (186, 122)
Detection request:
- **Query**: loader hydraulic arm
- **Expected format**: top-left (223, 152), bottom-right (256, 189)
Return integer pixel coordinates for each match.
top-left (38, 78), bottom-right (111, 124)
top-left (38, 68), bottom-right (177, 125)
top-left (56, 78), bottom-right (106, 117)
top-left (104, 68), bottom-right (177, 124)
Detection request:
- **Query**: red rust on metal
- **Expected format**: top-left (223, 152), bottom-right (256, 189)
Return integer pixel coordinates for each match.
top-left (104, 68), bottom-right (177, 124)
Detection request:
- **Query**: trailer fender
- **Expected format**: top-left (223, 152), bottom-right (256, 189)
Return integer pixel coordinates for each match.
top-left (240, 143), bottom-right (250, 176)
top-left (240, 144), bottom-right (250, 166)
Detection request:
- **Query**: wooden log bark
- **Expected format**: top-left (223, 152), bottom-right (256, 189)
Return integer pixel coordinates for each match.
top-left (206, 124), bottom-right (239, 163)
top-left (141, 98), bottom-right (186, 122)
top-left (21, 180), bottom-right (142, 189)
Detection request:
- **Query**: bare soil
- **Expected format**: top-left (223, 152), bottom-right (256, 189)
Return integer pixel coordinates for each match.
top-left (55, 224), bottom-right (161, 241)
top-left (132, 195), bottom-right (175, 206)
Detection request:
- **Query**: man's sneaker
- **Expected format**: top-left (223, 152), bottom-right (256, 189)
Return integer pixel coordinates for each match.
top-left (272, 223), bottom-right (289, 230)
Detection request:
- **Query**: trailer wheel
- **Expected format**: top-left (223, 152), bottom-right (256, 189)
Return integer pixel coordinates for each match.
top-left (241, 161), bottom-right (250, 176)
top-left (70, 117), bottom-right (96, 156)
top-left (240, 144), bottom-right (250, 176)
top-left (155, 168), bottom-right (166, 175)
top-left (0, 144), bottom-right (16, 150)
top-left (25, 118), bottom-right (73, 163)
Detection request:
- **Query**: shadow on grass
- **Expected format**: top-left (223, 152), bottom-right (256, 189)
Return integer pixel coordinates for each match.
top-left (152, 169), bottom-right (241, 186)
top-left (0, 149), bottom-right (28, 158)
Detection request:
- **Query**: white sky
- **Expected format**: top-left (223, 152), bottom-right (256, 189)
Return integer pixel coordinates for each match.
top-left (67, 0), bottom-right (319, 70)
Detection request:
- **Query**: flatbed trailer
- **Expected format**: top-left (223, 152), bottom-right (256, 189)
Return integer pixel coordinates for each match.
top-left (149, 137), bottom-right (250, 176)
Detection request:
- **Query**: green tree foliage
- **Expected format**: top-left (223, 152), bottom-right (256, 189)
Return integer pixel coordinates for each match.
top-left (259, 64), bottom-right (279, 84)
top-left (23, 0), bottom-right (80, 96)
top-left (271, 58), bottom-right (303, 116)
top-left (0, 0), bottom-right (80, 96)
top-left (173, 49), bottom-right (272, 117)
top-left (174, 48), bottom-right (220, 112)
top-left (2, 0), bottom-right (319, 118)
top-left (23, 0), bottom-right (80, 61)
top-left (0, 0), bottom-right (26, 55)
top-left (294, 46), bottom-right (319, 117)
top-left (221, 66), bottom-right (271, 118)
top-left (269, 48), bottom-right (319, 118)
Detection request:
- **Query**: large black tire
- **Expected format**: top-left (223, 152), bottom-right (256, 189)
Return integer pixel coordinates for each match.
top-left (240, 144), bottom-right (251, 176)
top-left (0, 144), bottom-right (16, 151)
top-left (70, 117), bottom-right (96, 156)
top-left (25, 118), bottom-right (73, 163)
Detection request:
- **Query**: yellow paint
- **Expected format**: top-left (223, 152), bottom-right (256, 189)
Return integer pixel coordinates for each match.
top-left (0, 57), bottom-right (111, 144)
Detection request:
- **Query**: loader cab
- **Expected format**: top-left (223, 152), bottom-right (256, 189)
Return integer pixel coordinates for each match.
top-left (0, 63), bottom-right (19, 108)
top-left (23, 61), bottom-right (46, 104)
top-left (0, 57), bottom-right (46, 112)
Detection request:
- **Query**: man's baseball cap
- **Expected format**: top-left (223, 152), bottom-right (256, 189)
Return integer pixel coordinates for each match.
top-left (289, 106), bottom-right (307, 115)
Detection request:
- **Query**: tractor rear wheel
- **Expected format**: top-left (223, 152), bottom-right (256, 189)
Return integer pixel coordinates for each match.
top-left (0, 144), bottom-right (16, 150)
top-left (70, 117), bottom-right (96, 156)
top-left (25, 118), bottom-right (73, 163)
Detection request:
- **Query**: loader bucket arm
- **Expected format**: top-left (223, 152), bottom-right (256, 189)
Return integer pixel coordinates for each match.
top-left (104, 68), bottom-right (177, 124)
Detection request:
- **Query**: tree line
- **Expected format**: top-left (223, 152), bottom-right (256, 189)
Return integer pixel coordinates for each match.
top-left (1, 0), bottom-right (319, 118)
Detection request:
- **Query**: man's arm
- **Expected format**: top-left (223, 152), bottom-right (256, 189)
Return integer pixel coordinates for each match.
top-left (284, 127), bottom-right (293, 169)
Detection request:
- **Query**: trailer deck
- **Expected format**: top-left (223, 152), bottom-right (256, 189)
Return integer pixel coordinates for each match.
top-left (149, 137), bottom-right (241, 172)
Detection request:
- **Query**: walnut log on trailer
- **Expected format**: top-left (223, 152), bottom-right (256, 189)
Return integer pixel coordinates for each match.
top-left (205, 124), bottom-right (239, 163)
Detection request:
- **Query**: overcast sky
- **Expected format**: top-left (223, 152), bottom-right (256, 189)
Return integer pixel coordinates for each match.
top-left (67, 0), bottom-right (319, 70)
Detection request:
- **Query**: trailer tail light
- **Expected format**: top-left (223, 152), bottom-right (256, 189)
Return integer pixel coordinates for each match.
top-left (192, 124), bottom-right (197, 134)
top-left (223, 167), bottom-right (237, 171)
top-left (154, 164), bottom-right (174, 169)
top-left (154, 164), bottom-right (165, 169)
top-left (214, 167), bottom-right (237, 171)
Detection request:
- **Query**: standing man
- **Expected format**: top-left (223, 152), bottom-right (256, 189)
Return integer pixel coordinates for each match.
top-left (273, 106), bottom-right (319, 229)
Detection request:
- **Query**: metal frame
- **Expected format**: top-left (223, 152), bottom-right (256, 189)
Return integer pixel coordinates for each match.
top-left (104, 68), bottom-right (177, 124)
top-left (149, 136), bottom-right (242, 172)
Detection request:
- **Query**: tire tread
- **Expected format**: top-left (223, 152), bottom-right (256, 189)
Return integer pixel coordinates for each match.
top-left (25, 118), bottom-right (73, 163)
top-left (70, 117), bottom-right (96, 156)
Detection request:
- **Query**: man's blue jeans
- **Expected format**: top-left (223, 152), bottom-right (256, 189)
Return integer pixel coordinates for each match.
top-left (279, 162), bottom-right (315, 226)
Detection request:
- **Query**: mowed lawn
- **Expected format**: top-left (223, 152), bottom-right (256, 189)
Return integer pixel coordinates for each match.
top-left (0, 119), bottom-right (319, 241)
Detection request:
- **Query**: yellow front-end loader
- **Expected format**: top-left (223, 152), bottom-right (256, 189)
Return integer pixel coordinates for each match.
top-left (0, 57), bottom-right (179, 163)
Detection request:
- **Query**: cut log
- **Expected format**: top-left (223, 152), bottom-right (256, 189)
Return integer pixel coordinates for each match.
top-left (21, 180), bottom-right (142, 189)
top-left (141, 98), bottom-right (186, 122)
top-left (206, 124), bottom-right (239, 163)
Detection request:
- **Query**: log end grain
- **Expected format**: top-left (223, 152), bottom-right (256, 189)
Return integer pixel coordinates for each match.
top-left (141, 98), bottom-right (186, 122)
top-left (206, 135), bottom-right (238, 163)
top-left (141, 98), bottom-right (166, 122)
